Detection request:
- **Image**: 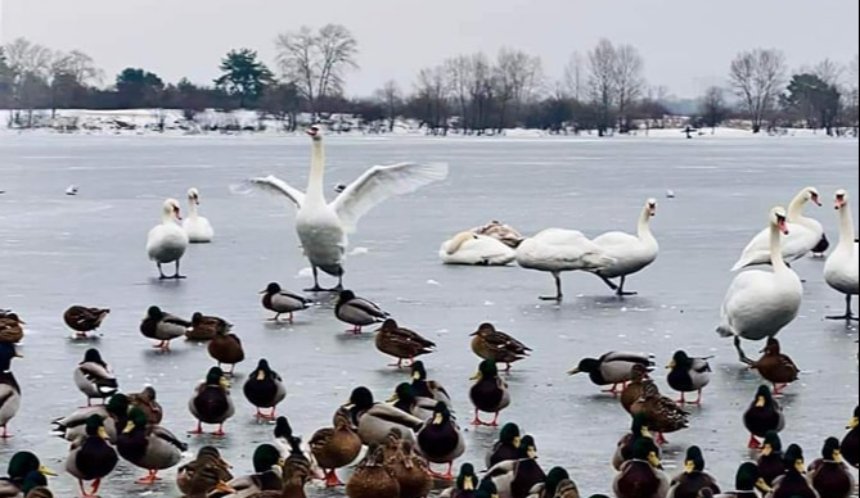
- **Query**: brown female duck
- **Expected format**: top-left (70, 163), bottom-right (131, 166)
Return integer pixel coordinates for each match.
top-left (749, 337), bottom-right (799, 396)
top-left (375, 319), bottom-right (436, 368)
top-left (470, 323), bottom-right (531, 372)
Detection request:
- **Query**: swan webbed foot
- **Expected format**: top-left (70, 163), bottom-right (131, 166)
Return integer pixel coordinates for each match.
top-left (734, 336), bottom-right (754, 365)
top-left (171, 274), bottom-right (186, 280)
top-left (826, 314), bottom-right (857, 321)
top-left (304, 285), bottom-right (325, 292)
top-left (539, 295), bottom-right (562, 302)
top-left (616, 290), bottom-right (638, 297)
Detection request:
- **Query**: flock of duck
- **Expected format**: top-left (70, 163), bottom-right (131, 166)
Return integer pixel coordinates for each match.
top-left (0, 126), bottom-right (858, 498)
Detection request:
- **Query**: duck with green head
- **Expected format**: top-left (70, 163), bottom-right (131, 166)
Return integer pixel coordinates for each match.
top-left (667, 446), bottom-right (720, 498)
top-left (117, 407), bottom-right (187, 485)
top-left (0, 452), bottom-right (56, 497)
top-left (487, 423), bottom-right (522, 468)
top-left (613, 413), bottom-right (660, 471)
top-left (342, 386), bottom-right (422, 447)
top-left (410, 360), bottom-right (453, 410)
top-left (416, 402), bottom-right (465, 480)
top-left (842, 405), bottom-right (858, 468)
top-left (65, 415), bottom-right (118, 497)
top-left (212, 444), bottom-right (284, 497)
top-left (189, 366), bottom-right (235, 436)
top-left (389, 382), bottom-right (437, 420)
top-left (743, 385), bottom-right (784, 449)
top-left (666, 350), bottom-right (712, 405)
top-left (715, 462), bottom-right (771, 497)
top-left (526, 467), bottom-right (580, 498)
top-left (808, 437), bottom-right (854, 498)
top-left (769, 444), bottom-right (818, 498)
top-left (52, 393), bottom-right (129, 443)
top-left (243, 359), bottom-right (287, 420)
top-left (756, 431), bottom-right (786, 486)
top-left (483, 435), bottom-right (545, 498)
top-left (0, 343), bottom-right (21, 439)
top-left (21, 470), bottom-right (53, 498)
top-left (440, 463), bottom-right (478, 497)
top-left (469, 360), bottom-right (510, 427)
top-left (612, 439), bottom-right (669, 498)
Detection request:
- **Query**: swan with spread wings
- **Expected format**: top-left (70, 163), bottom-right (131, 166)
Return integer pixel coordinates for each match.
top-left (250, 126), bottom-right (448, 291)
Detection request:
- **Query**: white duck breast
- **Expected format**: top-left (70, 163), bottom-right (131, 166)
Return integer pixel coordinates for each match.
top-left (731, 187), bottom-right (824, 271)
top-left (717, 207), bottom-right (803, 364)
top-left (250, 126), bottom-right (448, 290)
top-left (182, 188), bottom-right (214, 243)
top-left (824, 190), bottom-right (860, 320)
top-left (590, 198), bottom-right (660, 295)
top-left (0, 374), bottom-right (20, 432)
top-left (146, 198), bottom-right (189, 278)
top-left (439, 231), bottom-right (516, 265)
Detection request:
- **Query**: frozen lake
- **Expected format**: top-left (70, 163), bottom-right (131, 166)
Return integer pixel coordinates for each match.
top-left (0, 132), bottom-right (857, 496)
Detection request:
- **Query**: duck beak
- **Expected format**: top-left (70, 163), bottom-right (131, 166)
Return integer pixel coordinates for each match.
top-left (469, 372), bottom-right (481, 381)
top-left (463, 476), bottom-right (474, 490)
top-left (567, 367), bottom-right (580, 375)
top-left (755, 396), bottom-right (766, 408)
top-left (256, 371), bottom-right (266, 381)
top-left (258, 290), bottom-right (267, 294)
top-left (123, 421), bottom-right (135, 434)
top-left (513, 436), bottom-right (522, 448)
top-left (684, 460), bottom-right (695, 474)
top-left (755, 478), bottom-right (772, 493)
top-left (848, 416), bottom-right (859, 429)
top-left (411, 371), bottom-right (421, 381)
top-left (386, 394), bottom-right (399, 403)
top-left (38, 465), bottom-right (57, 477)
top-left (834, 449), bottom-right (843, 463)
top-left (98, 426), bottom-right (109, 440)
top-left (795, 459), bottom-right (806, 474)
top-left (665, 361), bottom-right (675, 369)
top-left (648, 452), bottom-right (663, 470)
top-left (762, 444), bottom-right (772, 456)
top-left (215, 481), bottom-right (236, 494)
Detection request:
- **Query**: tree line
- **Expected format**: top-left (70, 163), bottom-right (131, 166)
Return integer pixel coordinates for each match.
top-left (0, 27), bottom-right (857, 135)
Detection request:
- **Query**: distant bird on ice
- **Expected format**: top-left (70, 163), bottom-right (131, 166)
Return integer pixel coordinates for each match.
top-left (250, 125), bottom-right (448, 291)
top-left (65, 185), bottom-right (79, 196)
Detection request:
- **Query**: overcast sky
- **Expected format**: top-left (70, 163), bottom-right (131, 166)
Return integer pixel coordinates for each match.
top-left (2, 0), bottom-right (858, 98)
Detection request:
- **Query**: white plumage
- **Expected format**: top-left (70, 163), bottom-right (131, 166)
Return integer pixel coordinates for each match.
top-left (824, 189), bottom-right (859, 320)
top-left (182, 187), bottom-right (214, 243)
top-left (590, 198), bottom-right (660, 295)
top-left (439, 231), bottom-right (516, 266)
top-left (146, 198), bottom-right (189, 279)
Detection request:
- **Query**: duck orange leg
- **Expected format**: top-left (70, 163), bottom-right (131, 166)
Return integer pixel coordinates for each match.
top-left (323, 469), bottom-right (343, 487)
top-left (748, 434), bottom-right (762, 449)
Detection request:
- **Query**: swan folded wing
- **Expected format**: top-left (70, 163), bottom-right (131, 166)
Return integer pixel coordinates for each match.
top-left (332, 162), bottom-right (449, 232)
top-left (248, 175), bottom-right (306, 208)
top-left (732, 223), bottom-right (817, 270)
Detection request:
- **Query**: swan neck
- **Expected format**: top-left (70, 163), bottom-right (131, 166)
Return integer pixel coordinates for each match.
top-left (306, 140), bottom-right (325, 201)
top-left (787, 194), bottom-right (806, 220)
top-left (161, 210), bottom-right (174, 225)
top-left (769, 222), bottom-right (788, 270)
top-left (838, 204), bottom-right (856, 248)
top-left (637, 207), bottom-right (655, 243)
top-left (188, 200), bottom-right (199, 218)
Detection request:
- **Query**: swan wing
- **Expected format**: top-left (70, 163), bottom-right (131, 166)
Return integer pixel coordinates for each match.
top-left (592, 231), bottom-right (638, 248)
top-left (732, 223), bottom-right (817, 270)
top-left (248, 175), bottom-right (305, 208)
top-left (331, 162), bottom-right (448, 232)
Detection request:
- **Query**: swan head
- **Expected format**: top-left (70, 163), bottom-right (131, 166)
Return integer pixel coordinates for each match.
top-left (162, 198), bottom-right (182, 221)
top-left (305, 124), bottom-right (323, 141)
top-left (187, 188), bottom-right (200, 205)
top-left (447, 231), bottom-right (478, 254)
top-left (645, 198), bottom-right (658, 217)
top-left (770, 206), bottom-right (789, 235)
top-left (801, 186), bottom-right (822, 206)
top-left (835, 189), bottom-right (849, 210)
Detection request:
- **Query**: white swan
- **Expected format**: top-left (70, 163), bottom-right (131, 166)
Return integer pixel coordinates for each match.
top-left (516, 228), bottom-right (615, 301)
top-left (439, 231), bottom-right (516, 266)
top-left (182, 188), bottom-right (214, 243)
top-left (146, 198), bottom-right (189, 279)
top-left (717, 206), bottom-right (803, 364)
top-left (250, 126), bottom-right (448, 291)
top-left (589, 198), bottom-right (660, 295)
top-left (824, 189), bottom-right (859, 321)
top-left (731, 186), bottom-right (823, 271)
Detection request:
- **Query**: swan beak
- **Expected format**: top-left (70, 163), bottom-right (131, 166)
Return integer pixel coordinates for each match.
top-left (778, 219), bottom-right (789, 235)
top-left (812, 195), bottom-right (822, 206)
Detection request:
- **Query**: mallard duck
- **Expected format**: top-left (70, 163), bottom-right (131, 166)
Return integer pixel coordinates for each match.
top-left (713, 462), bottom-right (771, 498)
top-left (749, 338), bottom-right (799, 396)
top-left (243, 359), bottom-right (287, 420)
top-left (20, 471), bottom-right (53, 498)
top-left (473, 220), bottom-right (525, 248)
top-left (385, 438), bottom-right (432, 498)
top-left (768, 444), bottom-right (819, 498)
top-left (64, 415), bottom-right (118, 497)
top-left (0, 313), bottom-right (24, 344)
top-left (0, 343), bottom-right (21, 439)
top-left (440, 463), bottom-right (479, 498)
top-left (411, 361), bottom-right (453, 410)
top-left (73, 348), bottom-right (119, 407)
top-left (842, 405), bottom-right (859, 468)
top-left (189, 366), bottom-right (235, 436)
top-left (63, 306), bottom-right (110, 339)
top-left (375, 319), bottom-right (436, 368)
top-left (526, 467), bottom-right (580, 498)
top-left (0, 452), bottom-right (55, 498)
top-left (568, 351), bottom-right (654, 394)
top-left (346, 445), bottom-right (400, 498)
top-left (336, 290), bottom-right (389, 334)
top-left (343, 386), bottom-right (423, 446)
top-left (389, 382), bottom-right (438, 420)
top-left (416, 402), bottom-right (465, 479)
top-left (211, 444), bottom-right (284, 497)
top-left (666, 351), bottom-right (712, 405)
top-left (808, 437), bottom-right (854, 498)
top-left (482, 435), bottom-right (545, 498)
top-left (630, 380), bottom-right (689, 445)
top-left (187, 312), bottom-right (231, 341)
top-left (128, 385), bottom-right (163, 425)
top-left (310, 408), bottom-right (362, 487)
top-left (620, 364), bottom-right (651, 413)
top-left (487, 423), bottom-right (522, 468)
top-left (260, 282), bottom-right (312, 322)
top-left (667, 446), bottom-right (720, 498)
top-left (613, 439), bottom-right (669, 498)
top-left (613, 413), bottom-right (661, 471)
top-left (52, 393), bottom-right (129, 443)
top-left (208, 327), bottom-right (245, 375)
top-left (469, 360), bottom-right (511, 427)
top-left (140, 306), bottom-right (190, 351)
top-left (116, 407), bottom-right (187, 485)
top-left (176, 446), bottom-right (233, 497)
top-left (743, 385), bottom-right (785, 449)
top-left (470, 323), bottom-right (531, 372)
top-left (757, 431), bottom-right (787, 486)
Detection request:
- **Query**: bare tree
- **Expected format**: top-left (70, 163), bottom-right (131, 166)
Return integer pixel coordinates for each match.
top-left (374, 80), bottom-right (402, 132)
top-left (813, 58), bottom-right (843, 86)
top-left (614, 44), bottom-right (645, 132)
top-left (729, 48), bottom-right (786, 133)
top-left (563, 51), bottom-right (585, 101)
top-left (445, 55), bottom-right (474, 133)
top-left (3, 38), bottom-right (53, 126)
top-left (275, 24), bottom-right (358, 116)
top-left (588, 38), bottom-right (617, 136)
top-left (493, 48), bottom-right (543, 131)
top-left (413, 65), bottom-right (449, 134)
top-left (844, 54), bottom-right (859, 135)
top-left (700, 86), bottom-right (728, 133)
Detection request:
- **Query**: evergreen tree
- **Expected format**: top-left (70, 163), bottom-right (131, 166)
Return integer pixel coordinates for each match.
top-left (214, 49), bottom-right (273, 108)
